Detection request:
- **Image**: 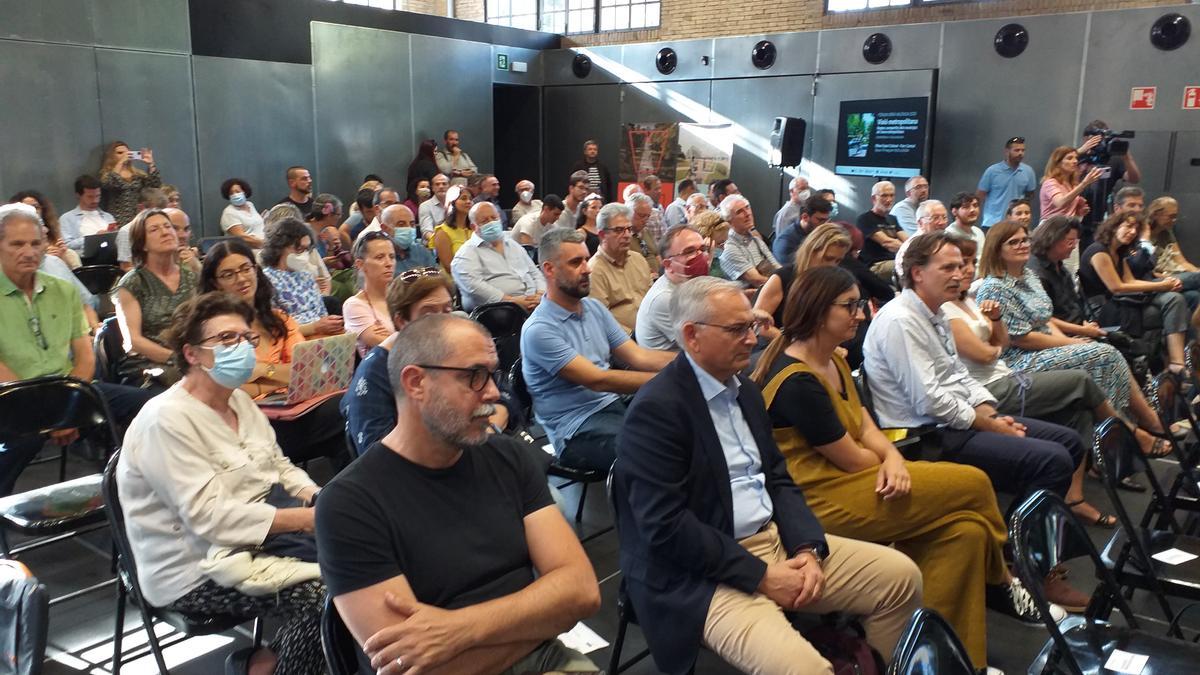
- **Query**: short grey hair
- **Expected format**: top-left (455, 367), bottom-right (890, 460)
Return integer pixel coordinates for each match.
top-left (597, 202), bottom-right (632, 232)
top-left (685, 193), bottom-right (710, 210)
top-left (1115, 185), bottom-right (1145, 205)
top-left (904, 175), bottom-right (927, 192)
top-left (468, 200), bottom-right (497, 225)
top-left (0, 203), bottom-right (44, 241)
top-left (374, 187), bottom-right (400, 206)
top-left (263, 202), bottom-right (304, 235)
top-left (916, 199), bottom-right (946, 223)
top-left (659, 223), bottom-right (700, 258)
top-left (718, 194), bottom-right (749, 221)
top-left (789, 176), bottom-right (808, 190)
top-left (670, 276), bottom-right (745, 344)
top-left (625, 193), bottom-right (654, 210)
top-left (387, 314), bottom-right (490, 400)
top-left (380, 204), bottom-right (414, 228)
top-left (871, 180), bottom-right (895, 196)
top-left (539, 226), bottom-right (586, 265)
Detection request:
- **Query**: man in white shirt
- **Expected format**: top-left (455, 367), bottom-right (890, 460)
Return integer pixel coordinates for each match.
top-left (451, 202), bottom-right (545, 312)
top-left (893, 199), bottom-right (949, 281)
top-left (418, 174), bottom-right (449, 240)
top-left (512, 195), bottom-right (564, 246)
top-left (511, 179), bottom-right (542, 223)
top-left (772, 176), bottom-right (810, 234)
top-left (890, 175), bottom-right (929, 235)
top-left (947, 192), bottom-right (986, 261)
top-left (554, 172), bottom-right (590, 231)
top-left (59, 174), bottom-right (116, 252)
top-left (434, 130), bottom-right (477, 187)
top-left (663, 179), bottom-right (697, 229)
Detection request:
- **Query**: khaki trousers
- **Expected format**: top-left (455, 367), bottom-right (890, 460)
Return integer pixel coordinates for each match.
top-left (702, 524), bottom-right (922, 675)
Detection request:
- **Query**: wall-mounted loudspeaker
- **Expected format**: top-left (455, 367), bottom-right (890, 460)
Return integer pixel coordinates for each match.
top-left (769, 117), bottom-right (806, 168)
top-left (571, 54), bottom-right (592, 78)
top-left (993, 23), bottom-right (1029, 58)
top-left (862, 33), bottom-right (892, 65)
top-left (1151, 13), bottom-right (1190, 51)
top-left (656, 48), bottom-right (677, 74)
top-left (751, 40), bottom-right (776, 70)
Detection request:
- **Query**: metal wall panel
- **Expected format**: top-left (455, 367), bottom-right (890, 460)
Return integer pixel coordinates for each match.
top-left (410, 34), bottom-right (495, 178)
top-left (492, 45), bottom-right (544, 86)
top-left (620, 38), bottom-right (713, 83)
top-left (710, 76), bottom-right (815, 234)
top-left (0, 41), bottom-right (102, 211)
top-left (542, 84), bottom-right (621, 197)
top-left (809, 70), bottom-right (936, 216)
top-left (313, 22), bottom-right (415, 206)
top-left (92, 0), bottom-right (190, 53)
top-left (1080, 6), bottom-right (1200, 132)
top-left (1167, 132), bottom-right (1200, 263)
top-left (816, 23), bottom-right (942, 74)
top-left (0, 0), bottom-right (95, 45)
top-left (541, 46), bottom-right (625, 86)
top-left (193, 56), bottom-right (316, 239)
top-left (934, 13), bottom-right (1088, 208)
top-left (713, 32), bottom-right (819, 79)
top-left (96, 49), bottom-right (200, 224)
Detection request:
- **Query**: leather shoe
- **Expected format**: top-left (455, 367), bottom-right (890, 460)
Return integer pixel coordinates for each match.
top-left (1044, 566), bottom-right (1089, 613)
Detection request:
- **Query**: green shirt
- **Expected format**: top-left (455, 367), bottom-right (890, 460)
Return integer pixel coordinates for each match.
top-left (0, 271), bottom-right (88, 380)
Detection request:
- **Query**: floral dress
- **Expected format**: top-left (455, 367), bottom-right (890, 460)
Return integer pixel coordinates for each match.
top-left (976, 268), bottom-right (1133, 410)
top-left (263, 267), bottom-right (327, 325)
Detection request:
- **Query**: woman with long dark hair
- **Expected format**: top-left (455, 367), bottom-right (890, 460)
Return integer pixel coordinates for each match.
top-left (431, 185), bottom-right (473, 272)
top-left (574, 193), bottom-right (603, 256)
top-left (405, 138), bottom-right (439, 190)
top-left (749, 265), bottom-right (1012, 673)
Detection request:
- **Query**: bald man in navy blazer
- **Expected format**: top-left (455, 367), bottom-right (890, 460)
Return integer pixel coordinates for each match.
top-left (614, 276), bottom-right (922, 675)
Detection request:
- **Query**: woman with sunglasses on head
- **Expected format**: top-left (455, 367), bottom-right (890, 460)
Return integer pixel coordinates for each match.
top-left (342, 267), bottom-right (521, 458)
top-left (749, 265), bottom-right (1012, 674)
top-left (976, 219), bottom-right (1174, 457)
top-left (118, 292), bottom-right (326, 675)
top-left (200, 241), bottom-right (350, 468)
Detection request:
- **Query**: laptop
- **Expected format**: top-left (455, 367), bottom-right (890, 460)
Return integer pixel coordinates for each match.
top-left (81, 232), bottom-right (119, 266)
top-left (258, 332), bottom-right (355, 406)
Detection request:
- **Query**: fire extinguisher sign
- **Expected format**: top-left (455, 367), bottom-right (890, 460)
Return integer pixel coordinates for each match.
top-left (1184, 86), bottom-right (1200, 110)
top-left (1130, 87), bottom-right (1156, 110)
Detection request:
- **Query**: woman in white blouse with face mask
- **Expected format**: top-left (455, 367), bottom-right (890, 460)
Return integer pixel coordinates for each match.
top-left (219, 178), bottom-right (266, 248)
top-left (117, 292), bottom-right (326, 675)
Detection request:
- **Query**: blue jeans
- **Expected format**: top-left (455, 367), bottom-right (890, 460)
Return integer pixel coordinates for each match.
top-left (558, 399), bottom-right (628, 473)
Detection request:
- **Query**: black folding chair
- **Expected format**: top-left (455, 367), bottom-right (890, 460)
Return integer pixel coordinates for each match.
top-left (606, 462), bottom-right (652, 675)
top-left (198, 236), bottom-right (238, 255)
top-left (0, 559), bottom-right (48, 675)
top-left (101, 452), bottom-right (261, 675)
top-left (886, 608), bottom-right (975, 675)
top-left (321, 595), bottom-right (359, 675)
top-left (1146, 372), bottom-right (1200, 530)
top-left (1010, 490), bottom-right (1200, 675)
top-left (855, 368), bottom-right (934, 459)
top-left (1092, 417), bottom-right (1200, 637)
top-left (470, 301), bottom-right (529, 376)
top-left (74, 264), bottom-right (124, 319)
top-left (93, 316), bottom-right (125, 383)
top-left (0, 378), bottom-right (115, 588)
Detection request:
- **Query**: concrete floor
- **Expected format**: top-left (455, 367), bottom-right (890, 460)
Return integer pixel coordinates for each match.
top-left (9, 445), bottom-right (1196, 675)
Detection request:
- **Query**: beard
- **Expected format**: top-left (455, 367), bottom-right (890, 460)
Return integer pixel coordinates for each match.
top-left (422, 390), bottom-right (496, 449)
top-left (558, 275), bottom-right (590, 299)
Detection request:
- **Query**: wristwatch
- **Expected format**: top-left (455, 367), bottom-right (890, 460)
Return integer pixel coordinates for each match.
top-left (795, 546), bottom-right (827, 567)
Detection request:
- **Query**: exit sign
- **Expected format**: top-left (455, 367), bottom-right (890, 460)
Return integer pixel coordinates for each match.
top-left (496, 53), bottom-right (509, 71)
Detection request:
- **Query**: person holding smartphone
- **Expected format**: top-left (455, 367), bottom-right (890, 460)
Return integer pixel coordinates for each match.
top-left (98, 141), bottom-right (162, 225)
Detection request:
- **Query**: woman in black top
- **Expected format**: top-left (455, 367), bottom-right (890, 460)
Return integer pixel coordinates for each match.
top-left (405, 139), bottom-right (440, 188)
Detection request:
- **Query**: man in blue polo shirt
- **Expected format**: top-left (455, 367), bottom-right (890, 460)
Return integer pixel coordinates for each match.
top-left (977, 136), bottom-right (1038, 229)
top-left (521, 228), bottom-right (674, 473)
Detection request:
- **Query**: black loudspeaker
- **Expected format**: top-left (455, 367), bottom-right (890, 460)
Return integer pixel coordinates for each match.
top-left (1151, 13), bottom-right (1190, 51)
top-left (994, 23), bottom-right (1029, 58)
top-left (572, 54), bottom-right (592, 78)
top-left (769, 117), bottom-right (806, 168)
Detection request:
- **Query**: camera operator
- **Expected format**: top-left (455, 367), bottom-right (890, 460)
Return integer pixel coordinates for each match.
top-left (1077, 120), bottom-right (1141, 249)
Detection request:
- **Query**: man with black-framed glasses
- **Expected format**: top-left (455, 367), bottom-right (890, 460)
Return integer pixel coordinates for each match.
top-left (0, 204), bottom-right (153, 495)
top-left (977, 136), bottom-right (1037, 230)
top-left (589, 203), bottom-right (653, 333)
top-left (317, 314), bottom-right (602, 675)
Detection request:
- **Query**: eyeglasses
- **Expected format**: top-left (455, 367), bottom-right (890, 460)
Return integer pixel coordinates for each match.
top-left (415, 364), bottom-right (500, 391)
top-left (694, 320), bottom-right (762, 338)
top-left (831, 298), bottom-right (869, 314)
top-left (398, 266), bottom-right (444, 284)
top-left (1003, 237), bottom-right (1031, 249)
top-left (198, 330), bottom-right (261, 348)
top-left (605, 226), bottom-right (633, 236)
top-left (667, 245), bottom-right (711, 259)
top-left (215, 262), bottom-right (256, 282)
top-left (1006, 136), bottom-right (1025, 146)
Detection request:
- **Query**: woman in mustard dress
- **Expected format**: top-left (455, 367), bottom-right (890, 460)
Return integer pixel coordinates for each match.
top-left (430, 185), bottom-right (473, 273)
top-left (750, 266), bottom-right (1020, 672)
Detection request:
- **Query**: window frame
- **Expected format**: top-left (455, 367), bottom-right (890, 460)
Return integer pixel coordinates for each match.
top-left (825, 0), bottom-right (977, 13)
top-left (485, 0), bottom-right (660, 35)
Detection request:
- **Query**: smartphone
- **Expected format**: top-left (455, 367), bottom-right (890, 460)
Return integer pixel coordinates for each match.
top-left (128, 150), bottom-right (143, 161)
top-left (1098, 165), bottom-right (1112, 179)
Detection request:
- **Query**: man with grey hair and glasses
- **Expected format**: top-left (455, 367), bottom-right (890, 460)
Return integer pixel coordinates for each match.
top-left (522, 228), bottom-right (673, 473)
top-left (450, 201), bottom-right (544, 312)
top-left (719, 195), bottom-right (779, 289)
top-left (589, 202), bottom-right (653, 334)
top-left (316, 314), bottom-right (601, 675)
top-left (615, 275), bottom-right (922, 675)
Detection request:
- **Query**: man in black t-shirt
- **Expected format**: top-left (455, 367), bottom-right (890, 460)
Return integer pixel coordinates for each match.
top-left (856, 180), bottom-right (906, 281)
top-left (276, 165), bottom-right (314, 216)
top-left (316, 314), bottom-right (601, 674)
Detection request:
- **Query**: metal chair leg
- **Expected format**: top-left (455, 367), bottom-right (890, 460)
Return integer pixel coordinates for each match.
top-left (112, 583), bottom-right (127, 675)
top-left (136, 602), bottom-right (171, 675)
top-left (608, 616), bottom-right (628, 675)
top-left (253, 616), bottom-right (264, 647)
top-left (575, 483), bottom-right (589, 524)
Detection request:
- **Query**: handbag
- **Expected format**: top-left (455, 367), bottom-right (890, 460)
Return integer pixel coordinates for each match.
top-left (802, 617), bottom-right (884, 675)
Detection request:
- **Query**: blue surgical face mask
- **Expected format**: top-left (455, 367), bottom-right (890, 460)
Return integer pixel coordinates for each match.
top-left (393, 226), bottom-right (416, 249)
top-left (200, 340), bottom-right (257, 389)
top-left (479, 221), bottom-right (504, 242)
top-left (230, 192), bottom-right (247, 207)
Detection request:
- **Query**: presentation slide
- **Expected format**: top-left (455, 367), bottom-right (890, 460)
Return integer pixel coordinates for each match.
top-left (834, 97), bottom-right (929, 178)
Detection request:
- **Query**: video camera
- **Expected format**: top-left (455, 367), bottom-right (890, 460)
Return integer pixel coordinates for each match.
top-left (1081, 126), bottom-right (1135, 165)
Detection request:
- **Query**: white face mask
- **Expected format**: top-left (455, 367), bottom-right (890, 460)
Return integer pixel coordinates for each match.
top-left (285, 252), bottom-right (310, 272)
top-left (519, 190), bottom-right (533, 203)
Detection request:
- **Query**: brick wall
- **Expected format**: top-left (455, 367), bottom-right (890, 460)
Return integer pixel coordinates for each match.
top-left (564, 0), bottom-right (1185, 47)
top-left (455, 0), bottom-right (486, 22)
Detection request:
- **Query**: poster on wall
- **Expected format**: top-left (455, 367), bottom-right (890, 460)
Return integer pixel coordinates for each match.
top-left (618, 122), bottom-right (734, 201)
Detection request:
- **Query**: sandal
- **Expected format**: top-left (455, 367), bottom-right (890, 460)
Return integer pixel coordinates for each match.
top-left (1067, 499), bottom-right (1117, 529)
top-left (1144, 438), bottom-right (1172, 458)
top-left (1087, 466), bottom-right (1147, 492)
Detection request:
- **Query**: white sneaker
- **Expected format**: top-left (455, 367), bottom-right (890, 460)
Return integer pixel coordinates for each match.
top-left (983, 668), bottom-right (1006, 675)
top-left (1006, 577), bottom-right (1067, 625)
